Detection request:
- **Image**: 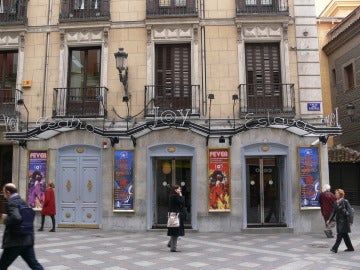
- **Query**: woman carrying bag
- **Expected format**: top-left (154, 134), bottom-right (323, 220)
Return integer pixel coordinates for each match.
top-left (327, 189), bottom-right (354, 253)
top-left (167, 185), bottom-right (185, 252)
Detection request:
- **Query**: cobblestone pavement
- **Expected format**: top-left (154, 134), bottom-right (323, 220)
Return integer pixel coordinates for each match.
top-left (1, 208), bottom-right (359, 270)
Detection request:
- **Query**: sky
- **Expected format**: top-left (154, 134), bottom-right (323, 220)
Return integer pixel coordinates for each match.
top-left (315, 0), bottom-right (333, 15)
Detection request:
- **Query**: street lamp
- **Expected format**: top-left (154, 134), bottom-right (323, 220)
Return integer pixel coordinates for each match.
top-left (114, 48), bottom-right (129, 95)
top-left (17, 99), bottom-right (29, 135)
top-left (346, 103), bottom-right (359, 122)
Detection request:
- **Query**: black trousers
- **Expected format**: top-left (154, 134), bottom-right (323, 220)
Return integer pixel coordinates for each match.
top-left (0, 245), bottom-right (44, 270)
top-left (332, 232), bottom-right (354, 251)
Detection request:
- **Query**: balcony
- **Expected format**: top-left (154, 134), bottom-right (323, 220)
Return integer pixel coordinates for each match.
top-left (145, 84), bottom-right (200, 116)
top-left (0, 0), bottom-right (28, 25)
top-left (60, 0), bottom-right (110, 22)
top-left (236, 0), bottom-right (288, 15)
top-left (0, 88), bottom-right (21, 116)
top-left (53, 87), bottom-right (108, 118)
top-left (146, 0), bottom-right (198, 18)
top-left (238, 83), bottom-right (295, 116)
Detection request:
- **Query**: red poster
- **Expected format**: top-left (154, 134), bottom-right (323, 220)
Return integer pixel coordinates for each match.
top-left (208, 148), bottom-right (230, 212)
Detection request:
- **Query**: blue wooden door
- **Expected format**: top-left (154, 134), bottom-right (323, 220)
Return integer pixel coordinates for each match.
top-left (57, 146), bottom-right (101, 228)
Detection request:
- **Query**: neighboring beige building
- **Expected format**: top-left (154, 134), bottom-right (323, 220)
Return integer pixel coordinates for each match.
top-left (0, 0), bottom-right (341, 232)
top-left (318, 1), bottom-right (360, 205)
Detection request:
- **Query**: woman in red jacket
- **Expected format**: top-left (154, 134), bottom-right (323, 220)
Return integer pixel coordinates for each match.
top-left (38, 181), bottom-right (56, 232)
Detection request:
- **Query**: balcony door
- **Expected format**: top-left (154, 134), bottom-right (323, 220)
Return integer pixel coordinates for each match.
top-left (0, 51), bottom-right (17, 115)
top-left (155, 44), bottom-right (191, 111)
top-left (245, 43), bottom-right (282, 113)
top-left (67, 47), bottom-right (101, 116)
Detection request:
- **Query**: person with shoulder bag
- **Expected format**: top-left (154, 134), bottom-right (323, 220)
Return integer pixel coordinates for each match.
top-left (166, 185), bottom-right (185, 252)
top-left (327, 188), bottom-right (355, 253)
top-left (0, 183), bottom-right (44, 269)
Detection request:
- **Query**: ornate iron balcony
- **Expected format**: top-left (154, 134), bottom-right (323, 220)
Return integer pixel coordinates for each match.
top-left (146, 0), bottom-right (198, 18)
top-left (0, 88), bottom-right (21, 116)
top-left (145, 84), bottom-right (200, 117)
top-left (53, 87), bottom-right (108, 118)
top-left (238, 83), bottom-right (295, 117)
top-left (236, 0), bottom-right (289, 15)
top-left (60, 0), bottom-right (110, 22)
top-left (0, 0), bottom-right (28, 25)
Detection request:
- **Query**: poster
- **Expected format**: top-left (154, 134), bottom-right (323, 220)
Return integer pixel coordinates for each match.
top-left (208, 148), bottom-right (230, 212)
top-left (113, 149), bottom-right (135, 212)
top-left (27, 150), bottom-right (48, 210)
top-left (299, 147), bottom-right (321, 209)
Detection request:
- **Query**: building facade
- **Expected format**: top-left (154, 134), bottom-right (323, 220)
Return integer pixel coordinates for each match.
top-left (0, 0), bottom-right (340, 232)
top-left (318, 2), bottom-right (360, 205)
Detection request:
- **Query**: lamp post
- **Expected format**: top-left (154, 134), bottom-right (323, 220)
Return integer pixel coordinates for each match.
top-left (232, 94), bottom-right (239, 129)
top-left (346, 103), bottom-right (357, 122)
top-left (17, 99), bottom-right (29, 135)
top-left (114, 48), bottom-right (129, 96)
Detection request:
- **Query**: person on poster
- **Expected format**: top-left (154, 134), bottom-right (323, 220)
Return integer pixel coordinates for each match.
top-left (319, 184), bottom-right (336, 238)
top-left (327, 189), bottom-right (355, 253)
top-left (167, 185), bottom-right (185, 252)
top-left (0, 183), bottom-right (44, 269)
top-left (38, 181), bottom-right (56, 232)
top-left (209, 171), bottom-right (229, 210)
top-left (28, 171), bottom-right (46, 208)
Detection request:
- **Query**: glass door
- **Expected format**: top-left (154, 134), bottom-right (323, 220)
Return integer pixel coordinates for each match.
top-left (153, 158), bottom-right (191, 228)
top-left (246, 157), bottom-right (281, 226)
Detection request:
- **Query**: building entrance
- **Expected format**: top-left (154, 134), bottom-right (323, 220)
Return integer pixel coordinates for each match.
top-left (246, 157), bottom-right (286, 227)
top-left (152, 158), bottom-right (191, 228)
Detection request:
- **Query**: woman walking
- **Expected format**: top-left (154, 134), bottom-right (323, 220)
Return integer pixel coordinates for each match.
top-left (38, 181), bottom-right (56, 232)
top-left (327, 189), bottom-right (354, 253)
top-left (167, 185), bottom-right (185, 252)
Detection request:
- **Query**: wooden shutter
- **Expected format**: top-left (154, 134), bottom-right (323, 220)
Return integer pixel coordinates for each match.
top-left (245, 43), bottom-right (282, 112)
top-left (155, 44), bottom-right (191, 110)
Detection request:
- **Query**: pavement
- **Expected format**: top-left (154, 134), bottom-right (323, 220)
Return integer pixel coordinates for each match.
top-left (1, 207), bottom-right (360, 270)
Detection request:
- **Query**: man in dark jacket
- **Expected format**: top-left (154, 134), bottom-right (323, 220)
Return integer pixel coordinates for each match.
top-left (319, 184), bottom-right (336, 238)
top-left (0, 183), bottom-right (44, 269)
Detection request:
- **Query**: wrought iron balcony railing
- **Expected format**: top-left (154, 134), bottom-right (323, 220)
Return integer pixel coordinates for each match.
top-left (146, 0), bottom-right (198, 18)
top-left (236, 0), bottom-right (289, 15)
top-left (145, 84), bottom-right (200, 117)
top-left (238, 83), bottom-right (295, 116)
top-left (0, 88), bottom-right (22, 116)
top-left (60, 0), bottom-right (110, 22)
top-left (0, 0), bottom-right (28, 25)
top-left (53, 87), bottom-right (108, 118)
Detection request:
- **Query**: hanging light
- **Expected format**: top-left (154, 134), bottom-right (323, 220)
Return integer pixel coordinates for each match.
top-left (162, 161), bottom-right (172, 174)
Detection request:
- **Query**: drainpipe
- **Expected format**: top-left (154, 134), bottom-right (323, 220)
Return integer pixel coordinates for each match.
top-left (200, 0), bottom-right (207, 116)
top-left (42, 0), bottom-right (52, 117)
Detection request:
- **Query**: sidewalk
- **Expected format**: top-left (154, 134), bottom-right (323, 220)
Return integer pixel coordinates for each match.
top-left (1, 208), bottom-right (360, 270)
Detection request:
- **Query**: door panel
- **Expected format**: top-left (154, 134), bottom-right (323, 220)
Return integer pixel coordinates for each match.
top-left (247, 157), bottom-right (283, 226)
top-left (58, 153), bottom-right (101, 227)
top-left (153, 158), bottom-right (191, 228)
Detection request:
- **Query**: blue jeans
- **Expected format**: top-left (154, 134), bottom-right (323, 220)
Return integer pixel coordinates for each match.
top-left (0, 245), bottom-right (43, 270)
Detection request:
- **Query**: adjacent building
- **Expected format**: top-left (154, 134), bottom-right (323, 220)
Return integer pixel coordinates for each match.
top-left (0, 0), bottom-right (341, 232)
top-left (318, 1), bottom-right (360, 205)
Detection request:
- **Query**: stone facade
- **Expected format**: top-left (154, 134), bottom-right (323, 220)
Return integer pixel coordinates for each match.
top-left (0, 0), bottom-right (341, 233)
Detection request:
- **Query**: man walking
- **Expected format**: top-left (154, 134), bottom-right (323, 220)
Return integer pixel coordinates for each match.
top-left (319, 184), bottom-right (336, 238)
top-left (0, 183), bottom-right (44, 269)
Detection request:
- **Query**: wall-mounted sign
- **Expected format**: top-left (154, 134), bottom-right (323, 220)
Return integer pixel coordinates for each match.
top-left (208, 148), bottom-right (231, 212)
top-left (113, 149), bottom-right (135, 212)
top-left (307, 103), bottom-right (321, 111)
top-left (298, 147), bottom-right (321, 210)
top-left (27, 150), bottom-right (48, 210)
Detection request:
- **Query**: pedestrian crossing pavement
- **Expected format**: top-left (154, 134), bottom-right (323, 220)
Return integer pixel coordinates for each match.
top-left (1, 228), bottom-right (359, 270)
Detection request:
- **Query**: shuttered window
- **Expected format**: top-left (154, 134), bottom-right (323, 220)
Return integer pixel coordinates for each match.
top-left (155, 44), bottom-right (191, 110)
top-left (245, 43), bottom-right (282, 111)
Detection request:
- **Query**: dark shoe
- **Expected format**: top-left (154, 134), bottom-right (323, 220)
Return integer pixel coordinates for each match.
top-left (344, 249), bottom-right (354, 252)
top-left (49, 229), bottom-right (55, 232)
top-left (330, 249), bottom-right (337, 253)
top-left (170, 250), bottom-right (180, 252)
top-left (38, 228), bottom-right (43, 231)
